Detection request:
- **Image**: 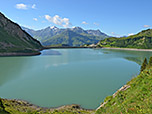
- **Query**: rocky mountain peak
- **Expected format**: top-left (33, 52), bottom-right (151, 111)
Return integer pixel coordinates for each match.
top-left (86, 29), bottom-right (108, 36)
top-left (50, 26), bottom-right (58, 29)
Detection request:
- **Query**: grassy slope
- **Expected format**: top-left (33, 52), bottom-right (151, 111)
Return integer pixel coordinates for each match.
top-left (96, 63), bottom-right (152, 114)
top-left (98, 29), bottom-right (152, 49)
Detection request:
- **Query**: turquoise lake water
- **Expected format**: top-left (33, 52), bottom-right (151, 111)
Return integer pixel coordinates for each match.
top-left (0, 49), bottom-right (152, 109)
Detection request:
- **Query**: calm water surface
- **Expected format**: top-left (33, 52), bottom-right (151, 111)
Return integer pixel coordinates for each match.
top-left (0, 49), bottom-right (152, 109)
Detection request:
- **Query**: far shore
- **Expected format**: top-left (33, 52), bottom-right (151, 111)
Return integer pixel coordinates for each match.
top-left (1, 46), bottom-right (152, 57)
top-left (43, 46), bottom-right (152, 52)
top-left (43, 46), bottom-right (90, 49)
top-left (102, 47), bottom-right (152, 52)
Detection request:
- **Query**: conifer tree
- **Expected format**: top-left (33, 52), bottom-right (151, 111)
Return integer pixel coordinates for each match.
top-left (148, 56), bottom-right (152, 67)
top-left (0, 98), bottom-right (9, 113)
top-left (0, 98), bottom-right (5, 112)
top-left (140, 58), bottom-right (148, 72)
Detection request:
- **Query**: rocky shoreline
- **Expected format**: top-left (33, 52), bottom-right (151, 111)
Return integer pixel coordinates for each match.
top-left (96, 84), bottom-right (131, 111)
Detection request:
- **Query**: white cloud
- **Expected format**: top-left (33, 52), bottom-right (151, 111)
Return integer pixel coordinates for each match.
top-left (15, 3), bottom-right (36, 10)
top-left (128, 33), bottom-right (134, 36)
top-left (33, 18), bottom-right (38, 21)
top-left (144, 25), bottom-right (151, 28)
top-left (82, 21), bottom-right (88, 25)
top-left (32, 4), bottom-right (36, 9)
top-left (16, 4), bottom-right (27, 10)
top-left (44, 15), bottom-right (71, 28)
top-left (94, 22), bottom-right (99, 26)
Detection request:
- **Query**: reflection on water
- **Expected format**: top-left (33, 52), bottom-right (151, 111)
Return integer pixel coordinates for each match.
top-left (0, 57), bottom-right (28, 86)
top-left (99, 49), bottom-right (152, 65)
top-left (0, 49), bottom-right (151, 109)
top-left (41, 50), bottom-right (61, 55)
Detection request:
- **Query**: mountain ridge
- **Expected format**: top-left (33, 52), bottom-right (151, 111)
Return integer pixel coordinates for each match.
top-left (22, 26), bottom-right (109, 46)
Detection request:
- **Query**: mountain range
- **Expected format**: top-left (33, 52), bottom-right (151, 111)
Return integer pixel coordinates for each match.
top-left (22, 26), bottom-right (109, 46)
top-left (0, 12), bottom-right (42, 56)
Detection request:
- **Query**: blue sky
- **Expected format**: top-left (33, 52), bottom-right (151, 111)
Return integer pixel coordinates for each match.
top-left (0, 0), bottom-right (152, 36)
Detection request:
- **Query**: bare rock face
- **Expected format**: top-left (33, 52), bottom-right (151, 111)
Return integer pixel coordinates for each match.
top-left (0, 12), bottom-right (43, 55)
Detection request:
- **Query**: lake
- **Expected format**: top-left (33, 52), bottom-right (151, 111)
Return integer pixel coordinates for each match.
top-left (0, 49), bottom-right (152, 109)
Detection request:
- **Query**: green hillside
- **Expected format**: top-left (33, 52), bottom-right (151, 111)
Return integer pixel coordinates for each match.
top-left (98, 29), bottom-right (152, 49)
top-left (0, 12), bottom-right (43, 55)
top-left (96, 57), bottom-right (152, 114)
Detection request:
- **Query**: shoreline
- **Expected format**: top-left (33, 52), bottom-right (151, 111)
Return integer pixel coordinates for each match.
top-left (102, 47), bottom-right (152, 52)
top-left (43, 46), bottom-right (152, 52)
top-left (1, 98), bottom-right (94, 113)
top-left (96, 84), bottom-right (130, 111)
top-left (2, 98), bottom-right (94, 110)
top-left (0, 52), bottom-right (41, 57)
top-left (43, 46), bottom-right (91, 49)
top-left (6, 98), bottom-right (93, 110)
